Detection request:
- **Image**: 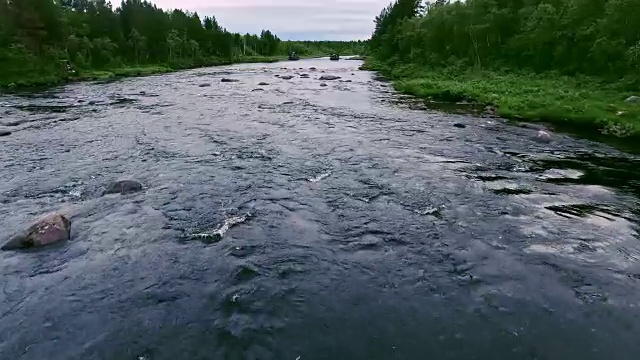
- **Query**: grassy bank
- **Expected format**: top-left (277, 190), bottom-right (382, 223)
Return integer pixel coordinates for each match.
top-left (0, 55), bottom-right (297, 90)
top-left (364, 60), bottom-right (640, 139)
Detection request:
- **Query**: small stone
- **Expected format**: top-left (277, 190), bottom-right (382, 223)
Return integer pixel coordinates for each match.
top-left (251, 88), bottom-right (264, 92)
top-left (532, 130), bottom-right (553, 143)
top-left (625, 96), bottom-right (640, 104)
top-left (453, 123), bottom-right (466, 128)
top-left (104, 179), bottom-right (144, 195)
top-left (221, 78), bottom-right (239, 83)
top-left (2, 213), bottom-right (71, 250)
top-left (300, 74), bottom-right (310, 78)
top-left (319, 75), bottom-right (341, 81)
top-left (198, 83), bottom-right (211, 87)
top-left (258, 82), bottom-right (269, 86)
top-left (309, 67), bottom-right (317, 71)
top-left (320, 83), bottom-right (328, 87)
top-left (280, 75), bottom-right (294, 80)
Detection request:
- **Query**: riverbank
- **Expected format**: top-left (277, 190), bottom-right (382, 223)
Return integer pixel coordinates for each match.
top-left (363, 60), bottom-right (640, 141)
top-left (0, 55), bottom-right (295, 90)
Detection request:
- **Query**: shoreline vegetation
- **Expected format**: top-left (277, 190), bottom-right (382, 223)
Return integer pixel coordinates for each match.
top-left (0, 1), bottom-right (364, 90)
top-left (367, 0), bottom-right (640, 150)
top-left (363, 59), bottom-right (640, 141)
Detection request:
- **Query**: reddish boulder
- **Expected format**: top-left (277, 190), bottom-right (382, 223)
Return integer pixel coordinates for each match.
top-left (2, 213), bottom-right (71, 250)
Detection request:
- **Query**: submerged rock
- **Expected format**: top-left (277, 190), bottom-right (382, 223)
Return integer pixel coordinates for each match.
top-left (2, 213), bottom-right (71, 250)
top-left (198, 83), bottom-right (211, 87)
top-left (319, 75), bottom-right (341, 81)
top-left (320, 83), bottom-right (328, 87)
top-left (258, 82), bottom-right (269, 86)
top-left (532, 130), bottom-right (553, 143)
top-left (252, 88), bottom-right (265, 92)
top-left (190, 213), bottom-right (251, 243)
top-left (0, 129), bottom-right (11, 137)
top-left (280, 75), bottom-right (294, 80)
top-left (625, 96), bottom-right (640, 104)
top-left (104, 179), bottom-right (143, 195)
top-left (453, 123), bottom-right (466, 128)
top-left (519, 122), bottom-right (548, 131)
top-left (300, 74), bottom-right (310, 78)
top-left (221, 78), bottom-right (239, 83)
top-left (309, 67), bottom-right (317, 71)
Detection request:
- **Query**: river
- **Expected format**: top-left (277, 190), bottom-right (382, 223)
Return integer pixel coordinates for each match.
top-left (1, 58), bottom-right (639, 360)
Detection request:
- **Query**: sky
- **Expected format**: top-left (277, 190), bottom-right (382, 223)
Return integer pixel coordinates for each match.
top-left (149, 0), bottom-right (390, 40)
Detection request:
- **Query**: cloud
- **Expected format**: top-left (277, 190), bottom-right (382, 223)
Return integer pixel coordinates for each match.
top-left (148, 0), bottom-right (390, 40)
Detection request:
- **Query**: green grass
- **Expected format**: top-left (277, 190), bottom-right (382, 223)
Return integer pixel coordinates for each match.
top-left (365, 60), bottom-right (640, 138)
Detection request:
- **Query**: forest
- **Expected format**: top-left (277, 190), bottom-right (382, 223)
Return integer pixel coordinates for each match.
top-left (0, 0), bottom-right (365, 87)
top-left (368, 0), bottom-right (640, 137)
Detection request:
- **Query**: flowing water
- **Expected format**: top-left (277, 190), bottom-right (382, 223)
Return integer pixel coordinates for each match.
top-left (1, 59), bottom-right (639, 360)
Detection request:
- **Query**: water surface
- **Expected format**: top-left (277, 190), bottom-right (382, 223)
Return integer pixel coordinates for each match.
top-left (1, 59), bottom-right (639, 360)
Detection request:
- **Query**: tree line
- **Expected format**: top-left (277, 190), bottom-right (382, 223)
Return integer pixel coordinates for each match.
top-left (0, 0), bottom-right (364, 84)
top-left (370, 0), bottom-right (640, 82)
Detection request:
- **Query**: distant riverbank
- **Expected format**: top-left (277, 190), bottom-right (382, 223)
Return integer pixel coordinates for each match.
top-left (0, 55), bottom-right (311, 90)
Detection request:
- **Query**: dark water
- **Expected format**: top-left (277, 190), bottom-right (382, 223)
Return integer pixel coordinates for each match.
top-left (1, 59), bottom-right (640, 360)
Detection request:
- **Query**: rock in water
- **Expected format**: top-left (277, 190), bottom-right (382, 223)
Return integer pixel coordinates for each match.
top-left (519, 122), bottom-right (547, 131)
top-left (625, 96), bottom-right (640, 104)
top-left (2, 213), bottom-right (71, 250)
top-left (453, 123), bottom-right (466, 128)
top-left (533, 130), bottom-right (553, 143)
top-left (484, 105), bottom-right (497, 116)
top-left (258, 82), bottom-right (269, 86)
top-left (0, 129), bottom-right (11, 137)
top-left (309, 67), bottom-right (317, 71)
top-left (300, 74), bottom-right (310, 78)
top-left (104, 179), bottom-right (144, 195)
top-left (320, 83), bottom-right (328, 87)
top-left (280, 75), bottom-right (294, 80)
top-left (319, 75), bottom-right (341, 81)
top-left (198, 83), bottom-right (211, 87)
top-left (221, 78), bottom-right (239, 83)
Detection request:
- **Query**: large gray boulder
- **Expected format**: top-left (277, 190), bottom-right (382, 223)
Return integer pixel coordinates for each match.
top-left (625, 96), bottom-right (640, 104)
top-left (2, 213), bottom-right (71, 250)
top-left (104, 179), bottom-right (143, 195)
